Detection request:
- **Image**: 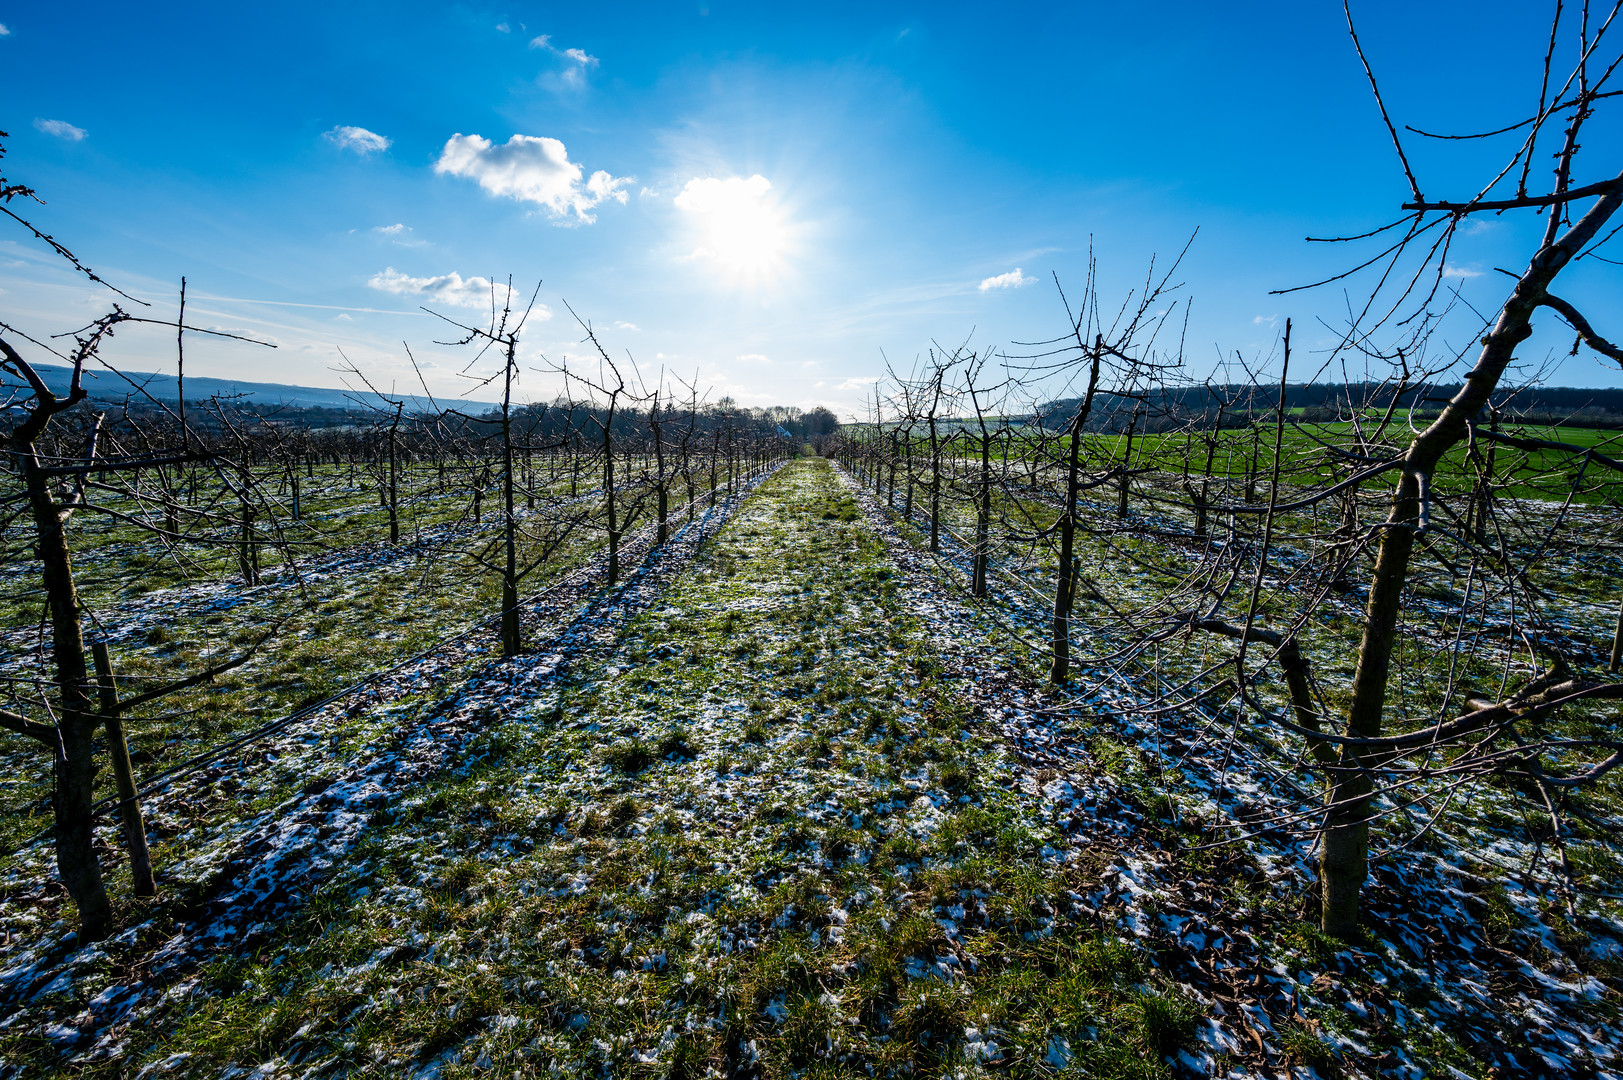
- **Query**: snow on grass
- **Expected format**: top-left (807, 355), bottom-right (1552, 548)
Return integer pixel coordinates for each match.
top-left (844, 461), bottom-right (1623, 1079)
top-left (0, 461), bottom-right (1181, 1077)
top-left (0, 458), bottom-right (1616, 1079)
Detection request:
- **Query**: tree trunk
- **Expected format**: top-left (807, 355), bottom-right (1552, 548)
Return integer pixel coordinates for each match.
top-left (1117, 411), bottom-right (1138, 518)
top-left (238, 494), bottom-right (259, 586)
top-left (1051, 339), bottom-right (1101, 685)
top-left (501, 354), bottom-right (520, 657)
top-left (1322, 174), bottom-right (1623, 938)
top-left (1051, 428), bottom-right (1080, 685)
top-left (1610, 595), bottom-right (1623, 674)
top-left (525, 445), bottom-right (535, 511)
top-left (388, 413), bottom-right (400, 545)
top-left (1244, 423), bottom-right (1261, 505)
top-left (903, 434), bottom-right (915, 521)
top-left (928, 418), bottom-right (941, 553)
top-left (972, 428), bottom-right (992, 597)
top-left (1193, 419), bottom-right (1221, 539)
top-left (21, 448), bottom-right (112, 939)
top-left (605, 428), bottom-right (620, 586)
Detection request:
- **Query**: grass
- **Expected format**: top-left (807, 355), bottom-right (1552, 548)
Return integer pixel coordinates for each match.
top-left (0, 458), bottom-right (750, 852)
top-left (0, 457), bottom-right (1618, 1079)
top-left (0, 458), bottom-right (1192, 1079)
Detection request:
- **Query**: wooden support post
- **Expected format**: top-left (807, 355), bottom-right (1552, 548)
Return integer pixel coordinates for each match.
top-left (90, 641), bottom-right (155, 896)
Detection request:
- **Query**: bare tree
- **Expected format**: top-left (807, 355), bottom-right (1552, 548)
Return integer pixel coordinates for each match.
top-left (424, 279), bottom-right (546, 656)
top-left (551, 309), bottom-right (648, 588)
top-left (0, 136), bottom-right (276, 935)
top-left (1306, 1), bottom-right (1623, 937)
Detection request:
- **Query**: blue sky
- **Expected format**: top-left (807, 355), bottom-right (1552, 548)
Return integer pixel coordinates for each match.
top-left (7, 1), bottom-right (1623, 413)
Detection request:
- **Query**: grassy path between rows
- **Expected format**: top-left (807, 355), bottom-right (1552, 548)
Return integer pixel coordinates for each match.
top-left (19, 458), bottom-right (1187, 1079)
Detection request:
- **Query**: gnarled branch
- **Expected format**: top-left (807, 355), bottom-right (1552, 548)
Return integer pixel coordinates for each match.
top-left (1539, 292), bottom-right (1623, 365)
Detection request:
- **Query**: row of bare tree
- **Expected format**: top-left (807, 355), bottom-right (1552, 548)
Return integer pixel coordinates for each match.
top-left (833, 2), bottom-right (1623, 941)
top-left (0, 135), bottom-right (795, 939)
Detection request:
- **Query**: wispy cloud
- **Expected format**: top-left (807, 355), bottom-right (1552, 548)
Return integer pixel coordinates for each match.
top-left (435, 133), bottom-right (630, 223)
top-left (737, 353), bottom-right (771, 364)
top-left (1252, 313), bottom-right (1279, 327)
top-left (0, 24), bottom-right (12, 36)
top-left (614, 321), bottom-right (640, 332)
top-left (34, 118), bottom-right (86, 142)
top-left (496, 21), bottom-right (511, 33)
top-left (529, 34), bottom-right (599, 87)
top-left (371, 223), bottom-right (427, 247)
top-left (205, 326), bottom-right (282, 347)
top-left (324, 125), bottom-right (391, 154)
top-left (978, 267), bottom-right (1034, 292)
top-left (367, 267), bottom-right (552, 316)
top-left (1442, 264), bottom-right (1484, 279)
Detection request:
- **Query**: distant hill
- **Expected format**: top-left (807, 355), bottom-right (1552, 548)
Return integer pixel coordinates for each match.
top-left (2, 363), bottom-right (491, 416)
top-left (1038, 382), bottom-right (1623, 431)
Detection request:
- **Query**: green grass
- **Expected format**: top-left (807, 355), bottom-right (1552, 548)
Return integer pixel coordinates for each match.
top-left (0, 458), bottom-right (1193, 1079)
top-left (0, 457), bottom-right (755, 852)
top-left (2, 456), bottom-right (1619, 1078)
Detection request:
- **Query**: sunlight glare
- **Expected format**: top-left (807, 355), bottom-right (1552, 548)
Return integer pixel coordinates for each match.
top-left (674, 174), bottom-right (790, 283)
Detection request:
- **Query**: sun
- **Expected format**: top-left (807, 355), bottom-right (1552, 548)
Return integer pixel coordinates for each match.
top-left (674, 174), bottom-right (791, 283)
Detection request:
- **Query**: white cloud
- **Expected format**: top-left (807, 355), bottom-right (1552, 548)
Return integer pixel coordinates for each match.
top-left (435, 133), bottom-right (630, 222)
top-left (529, 34), bottom-right (599, 87)
top-left (0, 24), bottom-right (11, 35)
top-left (1442, 264), bottom-right (1484, 279)
top-left (325, 125), bottom-right (391, 154)
top-left (614, 321), bottom-right (640, 331)
top-left (367, 267), bottom-right (554, 317)
top-left (372, 223), bottom-right (426, 248)
top-left (585, 169), bottom-right (624, 202)
top-left (34, 118), bottom-right (86, 142)
top-left (737, 353), bottom-right (771, 364)
top-left (496, 21), bottom-right (511, 33)
top-left (978, 268), bottom-right (1035, 292)
top-left (1252, 313), bottom-right (1279, 327)
top-left (640, 186), bottom-right (660, 198)
top-left (370, 222), bottom-right (428, 250)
